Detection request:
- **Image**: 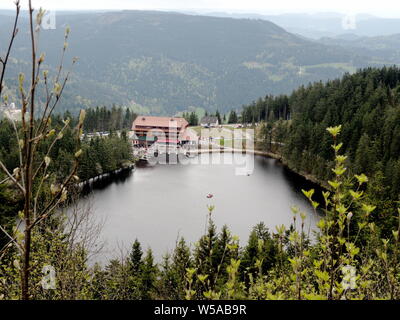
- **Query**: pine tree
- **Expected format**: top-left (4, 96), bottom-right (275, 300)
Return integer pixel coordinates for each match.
top-left (213, 225), bottom-right (234, 285)
top-left (129, 239), bottom-right (143, 274)
top-left (194, 219), bottom-right (219, 289)
top-left (228, 111), bottom-right (238, 124)
top-left (241, 223), bottom-right (278, 280)
top-left (140, 248), bottom-right (157, 299)
top-left (188, 112), bottom-right (198, 126)
top-left (355, 133), bottom-right (374, 174)
top-left (215, 110), bottom-right (221, 124)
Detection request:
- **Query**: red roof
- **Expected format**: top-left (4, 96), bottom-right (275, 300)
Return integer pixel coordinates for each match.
top-left (132, 116), bottom-right (188, 130)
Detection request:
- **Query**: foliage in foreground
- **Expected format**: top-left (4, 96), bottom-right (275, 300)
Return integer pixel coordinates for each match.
top-left (0, 125), bottom-right (399, 300)
top-left (0, 116), bottom-right (133, 249)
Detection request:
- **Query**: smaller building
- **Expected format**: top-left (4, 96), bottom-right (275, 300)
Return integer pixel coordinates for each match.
top-left (200, 116), bottom-right (219, 128)
top-left (179, 128), bottom-right (199, 146)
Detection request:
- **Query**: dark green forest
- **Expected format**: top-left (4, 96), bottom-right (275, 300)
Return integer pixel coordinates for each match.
top-left (242, 67), bottom-right (400, 232)
top-left (83, 106), bottom-right (137, 133)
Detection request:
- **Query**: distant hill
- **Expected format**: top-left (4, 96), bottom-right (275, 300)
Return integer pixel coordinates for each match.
top-left (318, 34), bottom-right (400, 64)
top-left (0, 10), bottom-right (392, 115)
top-left (201, 12), bottom-right (400, 39)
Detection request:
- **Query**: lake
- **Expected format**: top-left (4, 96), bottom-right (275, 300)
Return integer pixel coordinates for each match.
top-left (79, 153), bottom-right (322, 263)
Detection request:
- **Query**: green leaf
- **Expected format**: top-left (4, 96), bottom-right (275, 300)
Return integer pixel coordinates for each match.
top-left (302, 189), bottom-right (314, 200)
top-left (328, 180), bottom-right (342, 189)
top-left (361, 204), bottom-right (376, 215)
top-left (326, 125), bottom-right (342, 137)
top-left (355, 174), bottom-right (368, 185)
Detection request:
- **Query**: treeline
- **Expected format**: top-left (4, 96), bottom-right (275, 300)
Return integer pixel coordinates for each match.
top-left (83, 106), bottom-right (137, 133)
top-left (78, 132), bottom-right (133, 181)
top-left (0, 115), bottom-right (133, 183)
top-left (0, 213), bottom-right (293, 299)
top-left (182, 110), bottom-right (228, 126)
top-left (182, 111), bottom-right (199, 126)
top-left (87, 221), bottom-right (279, 300)
top-left (241, 95), bottom-right (290, 124)
top-left (243, 67), bottom-right (400, 231)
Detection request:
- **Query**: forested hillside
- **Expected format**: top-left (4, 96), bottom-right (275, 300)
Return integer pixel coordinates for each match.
top-left (0, 10), bottom-right (386, 115)
top-left (243, 67), bottom-right (400, 234)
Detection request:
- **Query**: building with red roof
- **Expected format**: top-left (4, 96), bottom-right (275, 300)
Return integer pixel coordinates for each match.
top-left (132, 116), bottom-right (190, 147)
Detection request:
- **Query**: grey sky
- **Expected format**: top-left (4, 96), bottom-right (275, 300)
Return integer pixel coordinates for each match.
top-left (0, 0), bottom-right (399, 17)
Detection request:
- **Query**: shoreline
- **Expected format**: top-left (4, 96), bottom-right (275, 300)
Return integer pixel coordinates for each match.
top-left (186, 146), bottom-right (329, 190)
top-left (253, 149), bottom-right (329, 191)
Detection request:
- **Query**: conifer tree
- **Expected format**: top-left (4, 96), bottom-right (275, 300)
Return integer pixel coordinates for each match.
top-left (129, 239), bottom-right (143, 274)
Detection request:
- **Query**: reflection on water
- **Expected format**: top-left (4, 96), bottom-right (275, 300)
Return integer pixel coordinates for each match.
top-left (81, 169), bottom-right (133, 195)
top-left (78, 154), bottom-right (323, 263)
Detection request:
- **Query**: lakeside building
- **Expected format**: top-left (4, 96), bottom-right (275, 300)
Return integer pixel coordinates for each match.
top-left (0, 103), bottom-right (21, 121)
top-left (200, 116), bottom-right (219, 128)
top-left (131, 116), bottom-right (192, 147)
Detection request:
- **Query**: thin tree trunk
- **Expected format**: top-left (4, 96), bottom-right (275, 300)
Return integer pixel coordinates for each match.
top-left (21, 0), bottom-right (36, 300)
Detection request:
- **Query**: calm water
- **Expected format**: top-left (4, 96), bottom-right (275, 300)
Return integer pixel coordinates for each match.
top-left (80, 153), bottom-right (322, 263)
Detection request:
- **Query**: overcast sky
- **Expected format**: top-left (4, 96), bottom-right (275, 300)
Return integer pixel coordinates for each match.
top-left (0, 0), bottom-right (400, 17)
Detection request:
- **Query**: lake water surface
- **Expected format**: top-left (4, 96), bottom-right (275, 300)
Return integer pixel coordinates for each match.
top-left (81, 153), bottom-right (322, 263)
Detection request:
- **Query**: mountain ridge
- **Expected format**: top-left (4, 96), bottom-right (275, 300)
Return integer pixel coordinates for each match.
top-left (0, 10), bottom-right (392, 115)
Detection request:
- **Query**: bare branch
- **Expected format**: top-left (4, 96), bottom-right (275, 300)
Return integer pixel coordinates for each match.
top-left (0, 224), bottom-right (23, 254)
top-left (5, 106), bottom-right (25, 188)
top-left (0, 175), bottom-right (12, 184)
top-left (37, 68), bottom-right (75, 138)
top-left (29, 160), bottom-right (79, 231)
top-left (0, 160), bottom-right (25, 193)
